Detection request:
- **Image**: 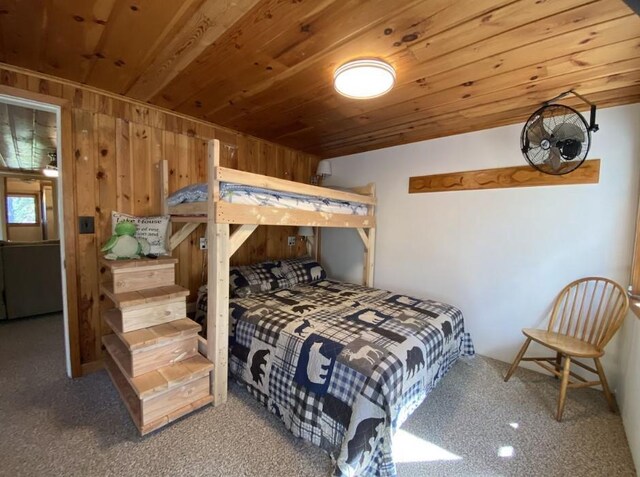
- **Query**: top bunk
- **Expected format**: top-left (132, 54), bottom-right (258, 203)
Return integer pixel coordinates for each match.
top-left (160, 139), bottom-right (376, 229)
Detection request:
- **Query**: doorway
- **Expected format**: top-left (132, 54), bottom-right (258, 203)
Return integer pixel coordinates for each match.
top-left (0, 93), bottom-right (72, 377)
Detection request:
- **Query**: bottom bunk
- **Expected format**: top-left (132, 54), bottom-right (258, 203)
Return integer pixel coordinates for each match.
top-left (193, 258), bottom-right (474, 477)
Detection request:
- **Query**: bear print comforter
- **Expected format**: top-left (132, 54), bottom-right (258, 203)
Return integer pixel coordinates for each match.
top-left (223, 280), bottom-right (474, 477)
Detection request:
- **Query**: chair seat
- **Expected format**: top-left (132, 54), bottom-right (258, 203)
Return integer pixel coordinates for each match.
top-left (522, 329), bottom-right (604, 358)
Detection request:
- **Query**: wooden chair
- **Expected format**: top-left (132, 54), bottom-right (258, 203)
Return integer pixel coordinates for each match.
top-left (504, 277), bottom-right (629, 421)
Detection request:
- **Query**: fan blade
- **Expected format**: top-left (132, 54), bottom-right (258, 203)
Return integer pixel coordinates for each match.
top-left (548, 148), bottom-right (562, 171)
top-left (552, 122), bottom-right (585, 142)
top-left (527, 115), bottom-right (548, 146)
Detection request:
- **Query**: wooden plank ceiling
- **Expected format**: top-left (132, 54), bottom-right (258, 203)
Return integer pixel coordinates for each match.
top-left (0, 0), bottom-right (638, 158)
top-left (0, 102), bottom-right (57, 170)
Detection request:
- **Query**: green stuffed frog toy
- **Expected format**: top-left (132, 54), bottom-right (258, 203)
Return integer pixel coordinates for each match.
top-left (101, 221), bottom-right (151, 260)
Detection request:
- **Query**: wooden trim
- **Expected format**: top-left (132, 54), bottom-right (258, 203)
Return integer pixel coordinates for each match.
top-left (216, 166), bottom-right (376, 205)
top-left (0, 84), bottom-right (68, 106)
top-left (409, 159), bottom-right (601, 194)
top-left (216, 202), bottom-right (375, 228)
top-left (81, 358), bottom-right (104, 375)
top-left (60, 105), bottom-right (82, 378)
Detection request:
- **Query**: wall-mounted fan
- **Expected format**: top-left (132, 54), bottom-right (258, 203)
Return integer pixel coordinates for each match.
top-left (520, 90), bottom-right (599, 175)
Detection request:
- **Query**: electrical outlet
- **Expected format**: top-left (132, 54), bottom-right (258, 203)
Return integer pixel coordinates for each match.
top-left (199, 237), bottom-right (207, 250)
top-left (78, 216), bottom-right (94, 234)
top-left (287, 236), bottom-right (296, 246)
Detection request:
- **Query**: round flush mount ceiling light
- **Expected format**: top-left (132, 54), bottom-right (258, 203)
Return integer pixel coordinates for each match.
top-left (333, 59), bottom-right (396, 99)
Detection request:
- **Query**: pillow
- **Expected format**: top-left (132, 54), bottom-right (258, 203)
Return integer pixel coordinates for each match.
top-left (230, 260), bottom-right (291, 298)
top-left (111, 211), bottom-right (170, 255)
top-left (281, 256), bottom-right (326, 285)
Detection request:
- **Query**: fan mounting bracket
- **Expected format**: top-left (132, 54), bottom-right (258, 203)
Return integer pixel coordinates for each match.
top-left (543, 89), bottom-right (599, 133)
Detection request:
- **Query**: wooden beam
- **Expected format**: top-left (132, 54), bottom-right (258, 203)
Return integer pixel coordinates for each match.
top-left (229, 224), bottom-right (258, 257)
top-left (126, 0), bottom-right (261, 101)
top-left (216, 202), bottom-right (375, 228)
top-left (409, 159), bottom-right (601, 194)
top-left (169, 222), bottom-right (199, 251)
top-left (356, 227), bottom-right (369, 250)
top-left (206, 139), bottom-right (229, 406)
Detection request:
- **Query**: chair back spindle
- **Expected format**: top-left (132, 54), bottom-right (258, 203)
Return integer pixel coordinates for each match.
top-left (548, 277), bottom-right (628, 350)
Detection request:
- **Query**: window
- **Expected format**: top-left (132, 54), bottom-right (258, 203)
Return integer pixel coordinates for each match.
top-left (6, 194), bottom-right (39, 225)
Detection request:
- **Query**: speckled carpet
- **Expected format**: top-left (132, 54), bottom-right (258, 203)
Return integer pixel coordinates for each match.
top-left (0, 314), bottom-right (635, 477)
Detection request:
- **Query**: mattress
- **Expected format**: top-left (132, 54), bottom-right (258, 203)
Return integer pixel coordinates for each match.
top-left (167, 182), bottom-right (369, 216)
top-left (195, 280), bottom-right (474, 477)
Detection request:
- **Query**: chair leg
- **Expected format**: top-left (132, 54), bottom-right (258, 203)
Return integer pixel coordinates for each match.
top-left (554, 352), bottom-right (562, 379)
top-left (556, 356), bottom-right (572, 421)
top-left (504, 338), bottom-right (532, 382)
top-left (594, 357), bottom-right (616, 413)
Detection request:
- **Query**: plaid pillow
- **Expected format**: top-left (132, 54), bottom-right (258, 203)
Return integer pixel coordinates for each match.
top-left (229, 261), bottom-right (291, 298)
top-left (281, 256), bottom-right (327, 285)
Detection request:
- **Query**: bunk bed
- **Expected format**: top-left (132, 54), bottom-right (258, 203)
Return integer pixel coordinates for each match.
top-left (160, 139), bottom-right (473, 477)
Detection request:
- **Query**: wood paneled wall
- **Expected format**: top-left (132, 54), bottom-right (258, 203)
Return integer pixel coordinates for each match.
top-left (0, 65), bottom-right (318, 374)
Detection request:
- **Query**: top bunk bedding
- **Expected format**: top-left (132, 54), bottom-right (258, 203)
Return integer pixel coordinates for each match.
top-left (195, 272), bottom-right (473, 477)
top-left (167, 182), bottom-right (369, 216)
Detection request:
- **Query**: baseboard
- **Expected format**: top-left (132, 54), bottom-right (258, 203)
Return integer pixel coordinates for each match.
top-left (81, 359), bottom-right (104, 376)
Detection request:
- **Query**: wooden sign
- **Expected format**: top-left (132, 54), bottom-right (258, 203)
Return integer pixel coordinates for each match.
top-left (409, 159), bottom-right (600, 194)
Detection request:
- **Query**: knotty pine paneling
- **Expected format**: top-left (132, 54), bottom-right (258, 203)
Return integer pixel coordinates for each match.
top-left (0, 66), bottom-right (318, 371)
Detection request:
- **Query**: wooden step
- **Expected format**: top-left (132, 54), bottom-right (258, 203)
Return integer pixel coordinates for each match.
top-left (101, 257), bottom-right (178, 294)
top-left (104, 352), bottom-right (212, 435)
top-left (101, 284), bottom-right (189, 332)
top-left (101, 283), bottom-right (189, 309)
top-left (102, 298), bottom-right (187, 333)
top-left (104, 315), bottom-right (200, 352)
top-left (101, 256), bottom-right (178, 272)
top-left (105, 341), bottom-right (213, 399)
top-left (103, 327), bottom-right (199, 378)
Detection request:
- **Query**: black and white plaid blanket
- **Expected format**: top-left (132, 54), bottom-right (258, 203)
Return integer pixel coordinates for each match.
top-left (196, 280), bottom-right (474, 476)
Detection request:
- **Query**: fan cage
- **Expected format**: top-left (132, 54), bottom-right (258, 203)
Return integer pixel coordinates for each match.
top-left (520, 103), bottom-right (591, 176)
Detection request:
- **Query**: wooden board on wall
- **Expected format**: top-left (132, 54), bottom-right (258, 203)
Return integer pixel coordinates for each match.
top-left (409, 159), bottom-right (600, 194)
top-left (0, 66), bottom-right (319, 374)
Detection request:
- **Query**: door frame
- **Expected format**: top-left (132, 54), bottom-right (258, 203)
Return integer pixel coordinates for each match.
top-left (0, 85), bottom-right (80, 378)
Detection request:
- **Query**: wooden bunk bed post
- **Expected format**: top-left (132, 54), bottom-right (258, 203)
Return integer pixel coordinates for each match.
top-left (364, 227), bottom-right (376, 287)
top-left (207, 139), bottom-right (230, 406)
top-left (355, 183), bottom-right (376, 287)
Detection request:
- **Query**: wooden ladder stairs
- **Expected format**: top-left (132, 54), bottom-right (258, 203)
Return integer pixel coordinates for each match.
top-left (101, 257), bottom-right (213, 435)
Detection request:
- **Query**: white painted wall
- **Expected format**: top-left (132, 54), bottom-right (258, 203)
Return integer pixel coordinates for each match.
top-left (322, 103), bottom-right (640, 465)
